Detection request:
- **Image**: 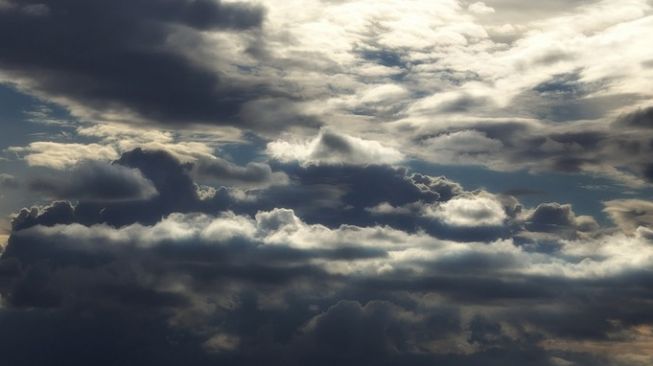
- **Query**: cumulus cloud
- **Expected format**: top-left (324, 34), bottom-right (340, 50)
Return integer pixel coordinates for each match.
top-left (3, 140), bottom-right (653, 364)
top-left (523, 202), bottom-right (599, 236)
top-left (3, 204), bottom-right (653, 364)
top-left (267, 129), bottom-right (404, 166)
top-left (422, 194), bottom-right (507, 227)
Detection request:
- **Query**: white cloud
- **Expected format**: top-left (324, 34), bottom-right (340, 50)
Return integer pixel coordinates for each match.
top-left (266, 129), bottom-right (404, 166)
top-left (8, 142), bottom-right (119, 169)
top-left (423, 194), bottom-right (507, 227)
top-left (16, 205), bottom-right (653, 280)
top-left (468, 2), bottom-right (495, 15)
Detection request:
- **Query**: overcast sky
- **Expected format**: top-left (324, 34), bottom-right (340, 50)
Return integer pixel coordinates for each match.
top-left (1, 1), bottom-right (653, 365)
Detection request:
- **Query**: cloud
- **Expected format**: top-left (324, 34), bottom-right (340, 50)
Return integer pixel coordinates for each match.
top-left (194, 157), bottom-right (288, 188)
top-left (3, 0), bottom-right (653, 187)
top-left (0, 0), bottom-right (279, 128)
top-left (2, 1), bottom-right (653, 363)
top-left (416, 130), bottom-right (504, 167)
top-left (8, 142), bottom-right (119, 169)
top-left (28, 161), bottom-right (158, 202)
top-left (422, 193), bottom-right (507, 227)
top-left (0, 173), bottom-right (18, 189)
top-left (603, 199), bottom-right (653, 234)
top-left (468, 2), bottom-right (495, 15)
top-left (267, 129), bottom-right (404, 166)
top-left (523, 202), bottom-right (599, 236)
top-left (11, 201), bottom-right (76, 231)
top-left (615, 106), bottom-right (653, 129)
top-left (402, 115), bottom-right (653, 186)
top-left (3, 204), bottom-right (653, 364)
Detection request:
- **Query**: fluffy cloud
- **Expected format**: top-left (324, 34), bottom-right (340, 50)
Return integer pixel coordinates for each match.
top-left (3, 203), bottom-right (653, 364)
top-left (422, 194), bottom-right (507, 227)
top-left (1, 141), bottom-right (651, 364)
top-left (523, 202), bottom-right (599, 237)
top-left (267, 129), bottom-right (404, 166)
top-left (468, 2), bottom-right (495, 15)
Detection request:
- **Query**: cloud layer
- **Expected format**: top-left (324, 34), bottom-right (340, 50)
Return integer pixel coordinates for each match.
top-left (1, 148), bottom-right (653, 365)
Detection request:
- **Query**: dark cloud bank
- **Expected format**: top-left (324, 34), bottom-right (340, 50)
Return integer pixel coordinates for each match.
top-left (1, 147), bottom-right (652, 366)
top-left (0, 0), bottom-right (297, 129)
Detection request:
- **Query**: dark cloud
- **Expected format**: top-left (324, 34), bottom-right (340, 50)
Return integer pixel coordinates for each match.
top-left (4, 147), bottom-right (653, 365)
top-left (11, 201), bottom-right (75, 231)
top-left (28, 161), bottom-right (157, 202)
top-left (7, 148), bottom-right (505, 242)
top-left (252, 164), bottom-right (462, 230)
top-left (0, 234), bottom-right (633, 365)
top-left (615, 106), bottom-right (653, 129)
top-left (512, 90), bottom-right (638, 123)
top-left (413, 113), bottom-right (653, 185)
top-left (436, 94), bottom-right (492, 113)
top-left (525, 202), bottom-right (598, 235)
top-left (0, 0), bottom-right (303, 129)
top-left (11, 149), bottom-right (209, 229)
top-left (2, 197), bottom-right (652, 365)
top-left (501, 71), bottom-right (642, 123)
top-left (526, 203), bottom-right (576, 231)
top-left (194, 157), bottom-right (286, 187)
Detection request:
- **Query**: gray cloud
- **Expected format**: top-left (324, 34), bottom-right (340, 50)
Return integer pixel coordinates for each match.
top-left (524, 202), bottom-right (599, 237)
top-left (603, 199), bottom-right (653, 234)
top-left (28, 161), bottom-right (157, 202)
top-left (0, 173), bottom-right (18, 189)
top-left (3, 202), bottom-right (653, 365)
top-left (194, 157), bottom-right (288, 188)
top-left (0, 0), bottom-right (300, 130)
top-left (615, 106), bottom-right (653, 129)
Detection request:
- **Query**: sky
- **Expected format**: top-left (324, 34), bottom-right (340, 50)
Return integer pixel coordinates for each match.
top-left (1, 0), bottom-right (653, 365)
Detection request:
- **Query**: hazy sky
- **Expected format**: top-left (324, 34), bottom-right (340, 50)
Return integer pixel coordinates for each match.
top-left (1, 1), bottom-right (653, 365)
